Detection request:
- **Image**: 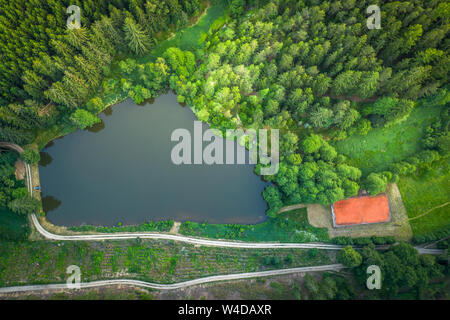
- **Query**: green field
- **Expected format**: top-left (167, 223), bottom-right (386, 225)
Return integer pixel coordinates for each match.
top-left (179, 208), bottom-right (329, 242)
top-left (397, 159), bottom-right (450, 237)
top-left (334, 104), bottom-right (442, 175)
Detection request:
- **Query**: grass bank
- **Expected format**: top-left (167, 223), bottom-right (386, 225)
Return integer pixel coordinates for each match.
top-left (69, 220), bottom-right (174, 233)
top-left (179, 208), bottom-right (329, 243)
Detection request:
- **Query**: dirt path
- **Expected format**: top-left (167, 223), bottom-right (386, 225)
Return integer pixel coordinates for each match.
top-left (169, 221), bottom-right (181, 234)
top-left (306, 204), bottom-right (333, 229)
top-left (324, 94), bottom-right (378, 103)
top-left (165, 1), bottom-right (210, 41)
top-left (14, 159), bottom-right (25, 180)
top-left (0, 264), bottom-right (346, 294)
top-left (277, 204), bottom-right (307, 213)
top-left (406, 202), bottom-right (450, 222)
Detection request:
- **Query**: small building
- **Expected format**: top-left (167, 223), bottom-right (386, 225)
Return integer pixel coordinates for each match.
top-left (331, 194), bottom-right (391, 227)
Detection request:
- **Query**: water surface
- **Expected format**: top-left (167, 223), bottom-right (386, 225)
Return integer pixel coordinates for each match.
top-left (39, 93), bottom-right (268, 226)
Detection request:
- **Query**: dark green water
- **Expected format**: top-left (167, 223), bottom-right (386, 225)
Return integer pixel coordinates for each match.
top-left (39, 93), bottom-right (268, 227)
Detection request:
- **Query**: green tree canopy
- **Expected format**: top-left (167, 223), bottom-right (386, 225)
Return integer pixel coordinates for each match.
top-left (337, 246), bottom-right (363, 267)
top-left (70, 109), bottom-right (101, 130)
top-left (21, 149), bottom-right (40, 165)
top-left (8, 196), bottom-right (40, 215)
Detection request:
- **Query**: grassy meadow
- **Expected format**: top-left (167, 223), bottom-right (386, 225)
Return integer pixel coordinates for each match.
top-left (397, 159), bottom-right (450, 236)
top-left (334, 104), bottom-right (442, 175)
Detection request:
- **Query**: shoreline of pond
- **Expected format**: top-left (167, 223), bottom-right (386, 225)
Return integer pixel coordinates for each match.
top-left (38, 93), bottom-right (269, 228)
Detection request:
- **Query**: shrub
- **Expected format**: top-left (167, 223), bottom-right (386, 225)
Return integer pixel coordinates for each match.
top-left (308, 248), bottom-right (319, 258)
top-left (70, 109), bottom-right (101, 130)
top-left (337, 246), bottom-right (362, 267)
top-left (332, 237), bottom-right (354, 245)
top-left (8, 196), bottom-right (41, 215)
top-left (86, 97), bottom-right (104, 113)
top-left (12, 187), bottom-right (29, 199)
top-left (21, 149), bottom-right (40, 164)
top-left (365, 172), bottom-right (388, 195)
top-left (353, 237), bottom-right (373, 246)
top-left (271, 256), bottom-right (282, 267)
top-left (412, 229), bottom-right (450, 244)
top-left (284, 253), bottom-right (294, 264)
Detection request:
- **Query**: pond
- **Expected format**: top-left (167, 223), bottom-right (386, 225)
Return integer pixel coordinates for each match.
top-left (39, 93), bottom-right (269, 227)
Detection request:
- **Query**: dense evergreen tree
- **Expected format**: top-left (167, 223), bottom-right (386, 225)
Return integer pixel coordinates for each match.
top-left (124, 16), bottom-right (151, 55)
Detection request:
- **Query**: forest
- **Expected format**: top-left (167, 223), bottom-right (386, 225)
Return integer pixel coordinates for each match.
top-left (0, 0), bottom-right (449, 224)
top-left (334, 242), bottom-right (448, 299)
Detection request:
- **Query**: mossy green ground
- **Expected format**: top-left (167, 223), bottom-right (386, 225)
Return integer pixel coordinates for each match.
top-left (180, 208), bottom-right (329, 242)
top-left (334, 104), bottom-right (441, 175)
top-left (397, 159), bottom-right (450, 236)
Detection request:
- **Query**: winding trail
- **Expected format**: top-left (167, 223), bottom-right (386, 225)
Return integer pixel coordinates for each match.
top-left (30, 214), bottom-right (443, 255)
top-left (0, 264), bottom-right (346, 293)
top-left (31, 214), bottom-right (345, 249)
top-left (407, 202), bottom-right (450, 222)
top-left (277, 203), bottom-right (306, 213)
